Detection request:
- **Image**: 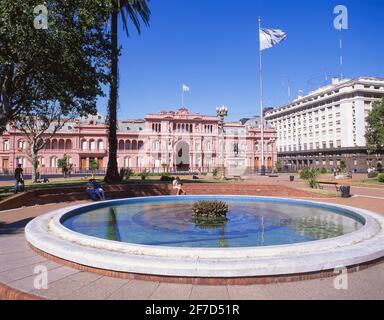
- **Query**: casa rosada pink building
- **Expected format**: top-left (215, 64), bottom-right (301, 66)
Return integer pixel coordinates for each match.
top-left (0, 108), bottom-right (277, 176)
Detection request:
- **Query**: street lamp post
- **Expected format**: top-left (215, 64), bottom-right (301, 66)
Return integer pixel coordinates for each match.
top-left (216, 106), bottom-right (228, 181)
top-left (270, 138), bottom-right (276, 174)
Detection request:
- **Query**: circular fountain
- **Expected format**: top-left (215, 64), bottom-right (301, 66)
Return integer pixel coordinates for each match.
top-left (25, 196), bottom-right (384, 280)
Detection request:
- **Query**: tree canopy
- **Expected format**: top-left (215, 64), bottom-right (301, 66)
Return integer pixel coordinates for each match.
top-left (0, 0), bottom-right (112, 133)
top-left (366, 99), bottom-right (384, 154)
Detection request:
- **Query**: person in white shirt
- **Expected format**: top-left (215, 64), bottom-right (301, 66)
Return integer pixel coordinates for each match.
top-left (173, 177), bottom-right (187, 196)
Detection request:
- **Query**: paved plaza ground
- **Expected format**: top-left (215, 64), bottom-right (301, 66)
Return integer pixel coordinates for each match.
top-left (0, 176), bottom-right (384, 300)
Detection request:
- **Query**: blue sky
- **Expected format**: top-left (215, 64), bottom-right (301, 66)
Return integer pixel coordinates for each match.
top-left (97, 0), bottom-right (384, 122)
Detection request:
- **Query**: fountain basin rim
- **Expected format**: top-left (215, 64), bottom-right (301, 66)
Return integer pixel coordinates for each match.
top-left (25, 196), bottom-right (384, 277)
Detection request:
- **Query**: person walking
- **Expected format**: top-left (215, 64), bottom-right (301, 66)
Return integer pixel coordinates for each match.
top-left (14, 164), bottom-right (25, 193)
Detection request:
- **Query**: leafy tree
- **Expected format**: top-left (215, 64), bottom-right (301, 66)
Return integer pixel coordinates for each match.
top-left (14, 103), bottom-right (76, 182)
top-left (104, 0), bottom-right (151, 183)
top-left (57, 154), bottom-right (73, 178)
top-left (89, 159), bottom-right (99, 178)
top-left (340, 160), bottom-right (347, 172)
top-left (275, 160), bottom-right (283, 172)
top-left (366, 99), bottom-right (384, 154)
top-left (0, 1), bottom-right (112, 133)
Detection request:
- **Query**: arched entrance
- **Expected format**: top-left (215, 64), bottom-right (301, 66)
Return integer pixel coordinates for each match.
top-left (174, 141), bottom-right (190, 171)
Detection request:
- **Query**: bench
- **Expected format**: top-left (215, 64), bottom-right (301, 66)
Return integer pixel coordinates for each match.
top-left (318, 181), bottom-right (340, 192)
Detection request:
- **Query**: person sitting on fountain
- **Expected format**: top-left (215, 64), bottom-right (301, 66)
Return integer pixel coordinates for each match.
top-left (92, 179), bottom-right (106, 201)
top-left (86, 179), bottom-right (99, 201)
top-left (173, 177), bottom-right (187, 196)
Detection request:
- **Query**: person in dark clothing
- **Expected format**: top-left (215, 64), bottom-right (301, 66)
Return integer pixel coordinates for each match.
top-left (14, 164), bottom-right (25, 193)
top-left (86, 179), bottom-right (98, 200)
top-left (92, 179), bottom-right (106, 200)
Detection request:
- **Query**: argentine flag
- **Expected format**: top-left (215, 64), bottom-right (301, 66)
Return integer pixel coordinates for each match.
top-left (259, 28), bottom-right (287, 51)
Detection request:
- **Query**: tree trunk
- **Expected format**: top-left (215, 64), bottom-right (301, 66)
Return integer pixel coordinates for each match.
top-left (104, 8), bottom-right (122, 183)
top-left (31, 145), bottom-right (39, 183)
top-left (0, 66), bottom-right (14, 134)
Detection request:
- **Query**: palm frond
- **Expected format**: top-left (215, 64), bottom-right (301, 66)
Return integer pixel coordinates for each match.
top-left (117, 0), bottom-right (151, 36)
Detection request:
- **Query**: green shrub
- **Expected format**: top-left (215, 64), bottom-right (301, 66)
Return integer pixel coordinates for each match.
top-left (275, 161), bottom-right (283, 172)
top-left (368, 172), bottom-right (379, 179)
top-left (139, 171), bottom-right (149, 180)
top-left (121, 169), bottom-right (133, 180)
top-left (340, 160), bottom-right (347, 171)
top-left (160, 175), bottom-right (174, 182)
top-left (378, 173), bottom-right (384, 183)
top-left (320, 167), bottom-right (328, 174)
top-left (133, 172), bottom-right (170, 177)
top-left (212, 169), bottom-right (218, 177)
top-left (300, 167), bottom-right (320, 189)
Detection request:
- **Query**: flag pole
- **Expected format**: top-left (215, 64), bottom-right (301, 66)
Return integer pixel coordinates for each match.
top-left (259, 17), bottom-right (266, 176)
top-left (181, 85), bottom-right (184, 107)
top-left (339, 22), bottom-right (343, 80)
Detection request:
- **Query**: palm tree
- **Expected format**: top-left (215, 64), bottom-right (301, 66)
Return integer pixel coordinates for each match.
top-left (105, 0), bottom-right (150, 183)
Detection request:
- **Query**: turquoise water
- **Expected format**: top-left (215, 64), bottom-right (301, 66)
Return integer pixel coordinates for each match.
top-left (62, 197), bottom-right (364, 248)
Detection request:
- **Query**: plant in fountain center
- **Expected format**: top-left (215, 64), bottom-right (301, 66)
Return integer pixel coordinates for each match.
top-left (192, 200), bottom-right (229, 231)
top-left (192, 200), bottom-right (229, 218)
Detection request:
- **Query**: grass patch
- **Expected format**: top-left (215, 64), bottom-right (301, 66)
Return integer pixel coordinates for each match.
top-left (0, 176), bottom-right (247, 199)
top-left (297, 187), bottom-right (339, 198)
top-left (349, 179), bottom-right (384, 187)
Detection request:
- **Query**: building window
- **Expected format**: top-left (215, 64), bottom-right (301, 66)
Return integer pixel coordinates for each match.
top-left (98, 140), bottom-right (104, 150)
top-left (16, 157), bottom-right (26, 166)
top-left (81, 140), bottom-right (87, 150)
top-left (3, 140), bottom-right (9, 151)
top-left (38, 157), bottom-right (45, 167)
top-left (152, 140), bottom-right (159, 151)
top-left (51, 157), bottom-right (58, 168)
top-left (18, 140), bottom-right (27, 151)
top-left (89, 139), bottom-right (96, 151)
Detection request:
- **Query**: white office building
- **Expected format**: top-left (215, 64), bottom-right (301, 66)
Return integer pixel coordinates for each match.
top-left (265, 77), bottom-right (384, 172)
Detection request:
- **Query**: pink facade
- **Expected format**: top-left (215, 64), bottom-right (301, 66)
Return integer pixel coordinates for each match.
top-left (0, 108), bottom-right (277, 175)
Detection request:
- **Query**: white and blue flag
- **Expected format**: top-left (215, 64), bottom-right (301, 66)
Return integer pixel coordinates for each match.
top-left (259, 28), bottom-right (287, 51)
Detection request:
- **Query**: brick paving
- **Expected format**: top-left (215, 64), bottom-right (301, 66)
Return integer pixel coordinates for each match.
top-left (0, 183), bottom-right (384, 300)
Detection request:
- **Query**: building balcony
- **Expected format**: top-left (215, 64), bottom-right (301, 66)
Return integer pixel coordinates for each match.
top-left (78, 149), bottom-right (108, 156)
